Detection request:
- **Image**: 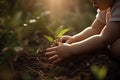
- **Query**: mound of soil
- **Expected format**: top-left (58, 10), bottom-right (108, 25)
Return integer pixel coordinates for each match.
top-left (0, 48), bottom-right (120, 80)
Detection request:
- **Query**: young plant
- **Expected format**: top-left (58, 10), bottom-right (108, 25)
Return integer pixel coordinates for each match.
top-left (44, 25), bottom-right (70, 46)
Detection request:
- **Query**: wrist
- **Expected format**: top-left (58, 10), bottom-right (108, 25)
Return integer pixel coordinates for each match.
top-left (69, 36), bottom-right (76, 43)
top-left (69, 44), bottom-right (76, 56)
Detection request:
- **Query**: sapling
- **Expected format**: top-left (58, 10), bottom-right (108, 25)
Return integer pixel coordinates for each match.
top-left (44, 25), bottom-right (70, 46)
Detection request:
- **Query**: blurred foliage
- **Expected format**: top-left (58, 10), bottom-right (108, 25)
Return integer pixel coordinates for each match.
top-left (0, 0), bottom-right (10, 17)
top-left (91, 65), bottom-right (108, 80)
top-left (0, 0), bottom-right (50, 64)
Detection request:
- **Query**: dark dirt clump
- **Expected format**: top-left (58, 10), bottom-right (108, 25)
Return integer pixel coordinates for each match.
top-left (0, 48), bottom-right (120, 80)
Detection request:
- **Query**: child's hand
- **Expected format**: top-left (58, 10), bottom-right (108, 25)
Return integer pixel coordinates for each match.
top-left (51, 35), bottom-right (74, 47)
top-left (45, 43), bottom-right (73, 64)
top-left (59, 35), bottom-right (74, 44)
top-left (51, 39), bottom-right (60, 47)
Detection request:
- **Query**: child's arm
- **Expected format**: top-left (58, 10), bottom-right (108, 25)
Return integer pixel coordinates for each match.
top-left (71, 21), bottom-right (120, 54)
top-left (45, 21), bottom-right (120, 63)
top-left (61, 18), bottom-right (105, 44)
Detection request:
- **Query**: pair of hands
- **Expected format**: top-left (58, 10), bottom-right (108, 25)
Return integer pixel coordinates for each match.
top-left (45, 35), bottom-right (74, 64)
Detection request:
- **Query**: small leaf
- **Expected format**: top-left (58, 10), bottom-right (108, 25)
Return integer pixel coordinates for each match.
top-left (43, 34), bottom-right (53, 42)
top-left (41, 11), bottom-right (51, 16)
top-left (14, 46), bottom-right (23, 53)
top-left (47, 27), bottom-right (54, 35)
top-left (36, 46), bottom-right (44, 53)
top-left (56, 28), bottom-right (70, 38)
top-left (98, 66), bottom-right (107, 80)
top-left (55, 25), bottom-right (63, 37)
top-left (91, 65), bottom-right (107, 80)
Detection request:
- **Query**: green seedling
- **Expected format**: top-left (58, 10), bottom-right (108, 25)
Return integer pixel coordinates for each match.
top-left (44, 25), bottom-right (69, 46)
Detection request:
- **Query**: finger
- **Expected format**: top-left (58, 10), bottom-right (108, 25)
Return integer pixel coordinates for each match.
top-left (59, 37), bottom-right (63, 42)
top-left (66, 39), bottom-right (72, 44)
top-left (60, 37), bottom-right (66, 43)
top-left (45, 51), bottom-right (57, 57)
top-left (49, 55), bottom-right (59, 62)
top-left (46, 47), bottom-right (58, 52)
top-left (53, 39), bottom-right (57, 44)
top-left (57, 38), bottom-right (61, 42)
top-left (52, 58), bottom-right (62, 64)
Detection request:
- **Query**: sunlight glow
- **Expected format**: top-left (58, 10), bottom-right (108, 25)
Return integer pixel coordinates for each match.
top-left (42, 0), bottom-right (81, 27)
top-left (45, 0), bottom-right (75, 14)
top-left (23, 24), bottom-right (28, 27)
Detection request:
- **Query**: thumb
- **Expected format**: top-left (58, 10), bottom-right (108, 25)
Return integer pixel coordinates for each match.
top-left (66, 39), bottom-right (73, 44)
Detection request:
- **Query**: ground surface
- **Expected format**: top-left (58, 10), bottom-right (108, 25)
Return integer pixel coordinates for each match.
top-left (0, 38), bottom-right (120, 80)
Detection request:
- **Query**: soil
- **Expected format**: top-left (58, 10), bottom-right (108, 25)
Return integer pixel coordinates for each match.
top-left (0, 38), bottom-right (120, 80)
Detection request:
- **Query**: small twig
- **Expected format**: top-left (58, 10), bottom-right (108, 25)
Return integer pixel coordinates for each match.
top-left (10, 62), bottom-right (14, 72)
top-left (13, 54), bottom-right (19, 62)
top-left (24, 65), bottom-right (40, 74)
top-left (24, 65), bottom-right (47, 78)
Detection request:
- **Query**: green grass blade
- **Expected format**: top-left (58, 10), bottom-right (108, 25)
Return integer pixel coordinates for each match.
top-left (55, 25), bottom-right (63, 37)
top-left (56, 28), bottom-right (70, 38)
top-left (47, 27), bottom-right (54, 35)
top-left (43, 34), bottom-right (53, 42)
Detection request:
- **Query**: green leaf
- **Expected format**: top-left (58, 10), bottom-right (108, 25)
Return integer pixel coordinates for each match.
top-left (56, 28), bottom-right (70, 38)
top-left (47, 27), bottom-right (54, 35)
top-left (91, 65), bottom-right (107, 80)
top-left (43, 34), bottom-right (53, 42)
top-left (55, 25), bottom-right (63, 37)
top-left (98, 66), bottom-right (107, 80)
top-left (14, 46), bottom-right (23, 53)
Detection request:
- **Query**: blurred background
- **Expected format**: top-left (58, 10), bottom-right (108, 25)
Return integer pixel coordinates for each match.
top-left (0, 0), bottom-right (97, 80)
top-left (0, 0), bottom-right (96, 34)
